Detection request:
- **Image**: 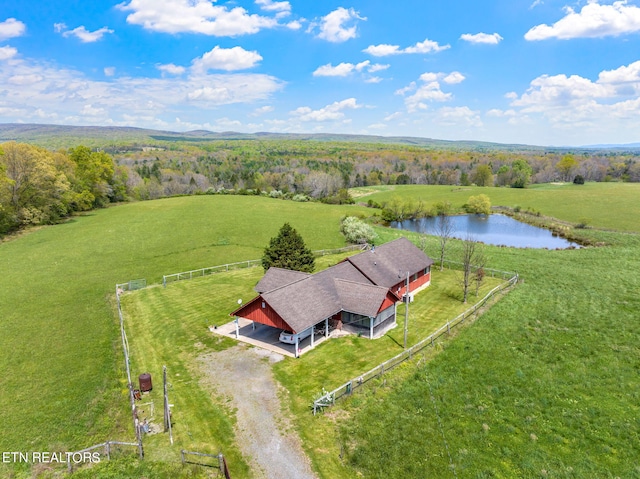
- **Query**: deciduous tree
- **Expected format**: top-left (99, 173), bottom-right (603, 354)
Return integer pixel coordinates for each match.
top-left (433, 213), bottom-right (454, 271)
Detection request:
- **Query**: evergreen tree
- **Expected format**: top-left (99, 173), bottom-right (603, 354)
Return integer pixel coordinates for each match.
top-left (262, 223), bottom-right (316, 272)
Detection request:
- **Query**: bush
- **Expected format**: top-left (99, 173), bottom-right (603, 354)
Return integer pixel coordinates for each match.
top-left (573, 175), bottom-right (585, 185)
top-left (341, 216), bottom-right (377, 244)
top-left (464, 194), bottom-right (491, 215)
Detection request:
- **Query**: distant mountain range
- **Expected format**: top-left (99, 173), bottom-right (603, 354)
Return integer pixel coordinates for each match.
top-left (1, 123), bottom-right (638, 152)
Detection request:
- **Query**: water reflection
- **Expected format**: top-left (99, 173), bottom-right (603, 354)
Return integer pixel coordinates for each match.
top-left (390, 214), bottom-right (579, 249)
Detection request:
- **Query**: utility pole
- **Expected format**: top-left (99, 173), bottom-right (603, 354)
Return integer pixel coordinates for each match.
top-left (404, 271), bottom-right (409, 349)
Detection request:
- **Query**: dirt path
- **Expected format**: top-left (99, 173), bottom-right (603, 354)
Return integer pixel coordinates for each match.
top-left (199, 344), bottom-right (317, 479)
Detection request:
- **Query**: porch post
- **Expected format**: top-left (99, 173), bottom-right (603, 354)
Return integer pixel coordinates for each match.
top-left (295, 336), bottom-right (299, 358)
top-left (311, 327), bottom-right (315, 349)
top-left (325, 318), bottom-right (329, 338)
top-left (235, 317), bottom-right (239, 339)
top-left (369, 316), bottom-right (374, 339)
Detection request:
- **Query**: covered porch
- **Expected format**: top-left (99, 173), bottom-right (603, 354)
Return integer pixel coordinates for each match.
top-left (211, 316), bottom-right (336, 358)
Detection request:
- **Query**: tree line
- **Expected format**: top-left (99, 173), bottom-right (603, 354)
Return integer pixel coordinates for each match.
top-left (2, 138), bottom-right (640, 237)
top-left (0, 142), bottom-right (126, 236)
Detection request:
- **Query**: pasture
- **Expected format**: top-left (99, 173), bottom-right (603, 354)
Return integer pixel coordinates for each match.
top-left (1, 183), bottom-right (639, 477)
top-left (0, 195), bottom-right (366, 477)
top-left (353, 182), bottom-right (640, 232)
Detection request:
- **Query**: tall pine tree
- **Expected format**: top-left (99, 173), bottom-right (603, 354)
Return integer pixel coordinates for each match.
top-left (262, 223), bottom-right (315, 272)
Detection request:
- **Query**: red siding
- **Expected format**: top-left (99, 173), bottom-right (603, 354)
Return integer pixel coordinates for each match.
top-left (234, 296), bottom-right (293, 332)
top-left (378, 292), bottom-right (398, 313)
top-left (393, 270), bottom-right (431, 297)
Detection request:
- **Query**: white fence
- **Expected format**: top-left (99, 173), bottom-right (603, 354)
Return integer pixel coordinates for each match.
top-left (312, 267), bottom-right (519, 414)
top-left (162, 244), bottom-right (366, 286)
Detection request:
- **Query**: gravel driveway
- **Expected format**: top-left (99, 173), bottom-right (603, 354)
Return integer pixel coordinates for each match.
top-left (199, 344), bottom-right (317, 479)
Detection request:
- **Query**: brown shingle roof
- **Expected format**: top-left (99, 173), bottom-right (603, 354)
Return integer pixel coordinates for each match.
top-left (239, 238), bottom-right (433, 333)
top-left (346, 237), bottom-right (434, 288)
top-left (254, 267), bottom-right (311, 293)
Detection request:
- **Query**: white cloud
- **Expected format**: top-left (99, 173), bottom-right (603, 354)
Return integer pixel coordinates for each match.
top-left (525, 1), bottom-right (640, 40)
top-left (460, 32), bottom-right (503, 44)
top-left (384, 112), bottom-right (402, 121)
top-left (437, 106), bottom-right (483, 127)
top-left (443, 72), bottom-right (466, 84)
top-left (0, 54), bottom-right (284, 127)
top-left (0, 45), bottom-right (18, 61)
top-left (285, 20), bottom-right (302, 30)
top-left (157, 63), bottom-right (186, 75)
top-left (290, 98), bottom-right (360, 121)
top-left (530, 0), bottom-right (544, 9)
top-left (255, 0), bottom-right (291, 14)
top-left (507, 61), bottom-right (640, 133)
top-left (313, 60), bottom-right (389, 78)
top-left (8, 73), bottom-right (43, 85)
top-left (397, 72), bottom-right (464, 112)
top-left (364, 76), bottom-right (383, 84)
top-left (486, 108), bottom-right (517, 117)
top-left (117, 0), bottom-right (279, 36)
top-left (315, 7), bottom-right (365, 43)
top-left (250, 105), bottom-right (274, 116)
top-left (368, 63), bottom-right (390, 73)
top-left (61, 26), bottom-right (114, 43)
top-left (0, 18), bottom-right (26, 41)
top-left (104, 67), bottom-right (116, 77)
top-left (363, 37), bottom-right (450, 56)
top-left (192, 46), bottom-right (262, 72)
top-left (313, 62), bottom-right (356, 77)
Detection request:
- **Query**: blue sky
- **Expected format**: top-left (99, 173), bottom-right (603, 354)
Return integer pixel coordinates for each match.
top-left (1, 0), bottom-right (640, 146)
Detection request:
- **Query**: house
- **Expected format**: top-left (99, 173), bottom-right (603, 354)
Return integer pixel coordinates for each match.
top-left (231, 237), bottom-right (434, 356)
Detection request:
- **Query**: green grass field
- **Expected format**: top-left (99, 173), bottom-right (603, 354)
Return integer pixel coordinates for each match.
top-left (0, 195), bottom-right (366, 477)
top-left (2, 184), bottom-right (640, 478)
top-left (337, 227), bottom-right (640, 477)
top-left (353, 182), bottom-right (640, 232)
top-left (117, 253), bottom-right (503, 478)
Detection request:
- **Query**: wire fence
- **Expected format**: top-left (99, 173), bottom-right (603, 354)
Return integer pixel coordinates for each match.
top-left (162, 244), bottom-right (366, 287)
top-left (312, 266), bottom-right (518, 414)
top-left (115, 284), bottom-right (144, 458)
top-left (66, 441), bottom-right (140, 473)
top-left (181, 450), bottom-right (232, 478)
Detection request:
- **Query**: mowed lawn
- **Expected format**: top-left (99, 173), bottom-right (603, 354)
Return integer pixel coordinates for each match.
top-left (353, 182), bottom-right (640, 232)
top-left (119, 250), bottom-right (505, 479)
top-left (0, 195), bottom-right (366, 470)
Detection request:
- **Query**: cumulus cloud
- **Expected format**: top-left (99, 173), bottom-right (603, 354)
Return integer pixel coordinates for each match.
top-left (397, 72), bottom-right (465, 112)
top-left (0, 18), bottom-right (26, 41)
top-left (460, 32), bottom-right (503, 44)
top-left (363, 38), bottom-right (450, 56)
top-left (290, 98), bottom-right (360, 121)
top-left (60, 25), bottom-right (114, 43)
top-left (313, 7), bottom-right (365, 43)
top-left (104, 67), bottom-right (116, 77)
top-left (525, 1), bottom-right (640, 40)
top-left (507, 61), bottom-right (640, 131)
top-left (117, 0), bottom-right (279, 36)
top-left (157, 63), bottom-right (186, 75)
top-left (0, 45), bottom-right (18, 61)
top-left (191, 46), bottom-right (262, 72)
top-left (255, 0), bottom-right (291, 14)
top-left (312, 60), bottom-right (389, 79)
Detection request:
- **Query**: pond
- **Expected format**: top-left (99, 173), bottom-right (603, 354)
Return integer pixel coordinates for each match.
top-left (390, 214), bottom-right (580, 249)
